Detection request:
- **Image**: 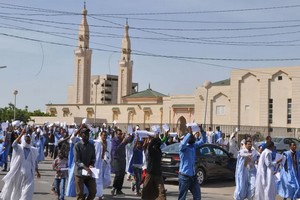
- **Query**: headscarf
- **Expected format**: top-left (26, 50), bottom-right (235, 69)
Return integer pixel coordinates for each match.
top-left (21, 135), bottom-right (31, 148)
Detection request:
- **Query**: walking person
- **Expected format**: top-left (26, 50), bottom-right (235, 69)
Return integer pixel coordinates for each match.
top-left (0, 128), bottom-right (41, 200)
top-left (66, 125), bottom-right (83, 197)
top-left (213, 126), bottom-right (222, 144)
top-left (141, 135), bottom-right (166, 200)
top-left (130, 138), bottom-right (144, 196)
top-left (53, 151), bottom-right (68, 200)
top-left (234, 140), bottom-right (259, 200)
top-left (94, 130), bottom-right (112, 200)
top-left (255, 141), bottom-right (282, 200)
top-left (48, 127), bottom-right (55, 159)
top-left (229, 129), bottom-right (239, 158)
top-left (216, 133), bottom-right (228, 150)
top-left (74, 127), bottom-right (96, 200)
top-left (0, 126), bottom-right (12, 171)
top-left (111, 129), bottom-right (134, 196)
top-left (43, 126), bottom-right (50, 157)
top-left (32, 127), bottom-right (46, 162)
top-left (277, 141), bottom-right (300, 199)
top-left (178, 124), bottom-right (205, 200)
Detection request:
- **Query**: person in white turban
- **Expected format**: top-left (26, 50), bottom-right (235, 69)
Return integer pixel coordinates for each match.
top-left (0, 128), bottom-right (40, 200)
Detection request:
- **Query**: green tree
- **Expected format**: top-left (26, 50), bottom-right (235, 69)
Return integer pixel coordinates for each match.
top-left (0, 104), bottom-right (50, 123)
top-left (0, 103), bottom-right (31, 123)
top-left (29, 109), bottom-right (51, 117)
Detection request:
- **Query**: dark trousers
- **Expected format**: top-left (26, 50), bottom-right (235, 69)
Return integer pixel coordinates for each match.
top-left (178, 173), bottom-right (201, 200)
top-left (112, 158), bottom-right (126, 192)
top-left (49, 144), bottom-right (55, 158)
top-left (55, 177), bottom-right (66, 200)
top-left (133, 167), bottom-right (142, 193)
top-left (44, 142), bottom-right (49, 157)
top-left (75, 175), bottom-right (96, 200)
top-left (53, 146), bottom-right (59, 159)
top-left (142, 173), bottom-right (166, 200)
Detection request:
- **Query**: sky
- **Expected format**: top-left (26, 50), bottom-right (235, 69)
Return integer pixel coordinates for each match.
top-left (1, 0), bottom-right (300, 111)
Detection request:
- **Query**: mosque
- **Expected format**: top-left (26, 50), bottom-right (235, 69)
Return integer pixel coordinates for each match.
top-left (33, 6), bottom-right (300, 137)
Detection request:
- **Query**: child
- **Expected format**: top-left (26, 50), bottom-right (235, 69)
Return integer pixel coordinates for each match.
top-left (53, 151), bottom-right (68, 200)
top-left (130, 139), bottom-right (144, 196)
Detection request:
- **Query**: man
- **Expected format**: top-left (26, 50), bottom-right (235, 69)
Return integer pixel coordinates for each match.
top-left (141, 135), bottom-right (166, 200)
top-left (277, 141), bottom-right (300, 199)
top-left (258, 135), bottom-right (272, 152)
top-left (213, 126), bottom-right (222, 144)
top-left (66, 124), bottom-right (83, 197)
top-left (94, 130), bottom-right (112, 200)
top-left (216, 133), bottom-right (228, 150)
top-left (206, 127), bottom-right (213, 144)
top-left (111, 129), bottom-right (134, 196)
top-left (234, 140), bottom-right (259, 200)
top-left (229, 129), bottom-right (239, 158)
top-left (74, 128), bottom-right (96, 200)
top-left (0, 128), bottom-right (41, 200)
top-left (178, 124), bottom-right (205, 200)
top-left (255, 141), bottom-right (282, 200)
top-left (0, 126), bottom-right (12, 171)
top-left (32, 127), bottom-right (46, 162)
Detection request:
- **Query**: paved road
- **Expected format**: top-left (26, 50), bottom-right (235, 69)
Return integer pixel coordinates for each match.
top-left (0, 158), bottom-right (281, 199)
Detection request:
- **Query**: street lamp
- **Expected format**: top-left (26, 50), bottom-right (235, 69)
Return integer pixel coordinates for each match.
top-left (13, 90), bottom-right (18, 121)
top-left (93, 79), bottom-right (100, 126)
top-left (0, 66), bottom-right (7, 69)
top-left (203, 80), bottom-right (211, 129)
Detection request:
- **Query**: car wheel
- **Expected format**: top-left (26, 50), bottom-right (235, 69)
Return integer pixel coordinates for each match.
top-left (196, 168), bottom-right (206, 185)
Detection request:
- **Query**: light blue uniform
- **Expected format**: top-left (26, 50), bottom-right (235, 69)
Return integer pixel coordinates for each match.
top-left (234, 149), bottom-right (259, 200)
top-left (277, 150), bottom-right (300, 199)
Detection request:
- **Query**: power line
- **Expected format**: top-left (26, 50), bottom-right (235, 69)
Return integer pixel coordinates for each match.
top-left (90, 4), bottom-right (300, 16)
top-left (2, 31), bottom-right (300, 62)
top-left (2, 2), bottom-right (300, 17)
top-left (4, 13), bottom-right (300, 48)
top-left (98, 15), bottom-right (300, 24)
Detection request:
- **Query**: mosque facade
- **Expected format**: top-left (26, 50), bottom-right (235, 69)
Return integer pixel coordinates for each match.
top-left (33, 6), bottom-right (300, 137)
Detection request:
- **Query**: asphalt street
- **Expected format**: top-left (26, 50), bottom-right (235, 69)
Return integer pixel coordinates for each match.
top-left (0, 158), bottom-right (281, 200)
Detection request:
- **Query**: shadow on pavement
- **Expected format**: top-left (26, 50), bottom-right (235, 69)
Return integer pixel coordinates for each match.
top-left (164, 178), bottom-right (235, 188)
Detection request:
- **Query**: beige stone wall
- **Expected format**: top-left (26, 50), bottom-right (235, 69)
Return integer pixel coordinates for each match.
top-left (239, 73), bottom-right (260, 126)
top-left (229, 66), bottom-right (300, 129)
top-left (40, 66), bottom-right (300, 132)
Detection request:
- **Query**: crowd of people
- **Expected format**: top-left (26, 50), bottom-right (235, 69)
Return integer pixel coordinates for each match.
top-left (234, 134), bottom-right (300, 200)
top-left (0, 120), bottom-right (298, 200)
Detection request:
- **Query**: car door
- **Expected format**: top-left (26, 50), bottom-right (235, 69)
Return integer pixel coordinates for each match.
top-left (211, 146), bottom-right (233, 177)
top-left (198, 146), bottom-right (219, 178)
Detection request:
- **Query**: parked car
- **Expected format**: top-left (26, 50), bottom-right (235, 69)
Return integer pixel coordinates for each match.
top-left (254, 137), bottom-right (300, 152)
top-left (161, 143), bottom-right (236, 185)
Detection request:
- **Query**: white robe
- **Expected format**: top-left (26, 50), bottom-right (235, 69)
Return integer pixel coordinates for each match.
top-left (0, 139), bottom-right (38, 200)
top-left (94, 138), bottom-right (111, 198)
top-left (255, 148), bottom-right (277, 200)
top-left (125, 140), bottom-right (135, 175)
top-left (234, 149), bottom-right (259, 200)
top-left (229, 133), bottom-right (239, 158)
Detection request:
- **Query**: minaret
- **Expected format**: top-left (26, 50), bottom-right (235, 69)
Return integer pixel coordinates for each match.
top-left (72, 4), bottom-right (92, 104)
top-left (117, 20), bottom-right (133, 103)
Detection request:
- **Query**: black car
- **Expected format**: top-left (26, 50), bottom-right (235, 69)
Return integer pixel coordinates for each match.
top-left (161, 143), bottom-right (236, 185)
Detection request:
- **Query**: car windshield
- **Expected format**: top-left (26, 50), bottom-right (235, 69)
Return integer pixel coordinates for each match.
top-left (161, 143), bottom-right (180, 153)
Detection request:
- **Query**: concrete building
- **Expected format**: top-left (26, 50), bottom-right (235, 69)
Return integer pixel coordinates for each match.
top-left (33, 6), bottom-right (300, 137)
